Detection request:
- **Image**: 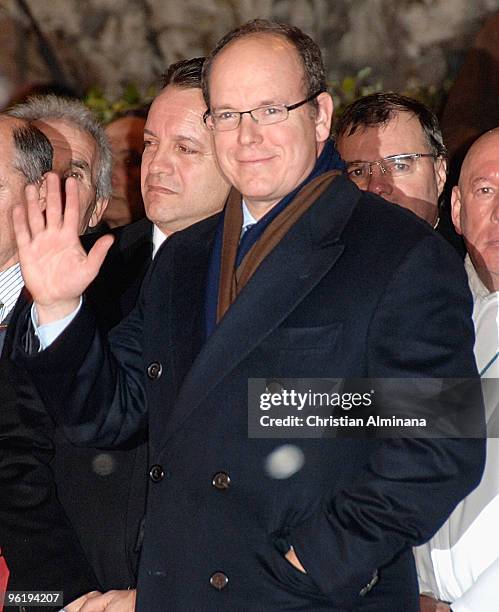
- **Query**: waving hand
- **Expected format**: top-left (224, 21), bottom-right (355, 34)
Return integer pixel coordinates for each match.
top-left (13, 173), bottom-right (114, 324)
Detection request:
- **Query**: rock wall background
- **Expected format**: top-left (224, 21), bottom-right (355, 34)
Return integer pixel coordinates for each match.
top-left (0, 0), bottom-right (498, 110)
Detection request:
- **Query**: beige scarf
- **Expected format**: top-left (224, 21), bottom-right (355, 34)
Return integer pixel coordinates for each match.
top-left (217, 170), bottom-right (341, 323)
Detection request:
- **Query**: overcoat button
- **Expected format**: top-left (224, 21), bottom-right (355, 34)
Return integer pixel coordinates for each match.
top-left (210, 571), bottom-right (229, 590)
top-left (212, 472), bottom-right (231, 490)
top-left (149, 464), bottom-right (164, 482)
top-left (147, 361), bottom-right (162, 379)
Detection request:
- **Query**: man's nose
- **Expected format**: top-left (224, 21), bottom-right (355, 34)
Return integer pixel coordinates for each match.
top-left (149, 144), bottom-right (175, 175)
top-left (237, 113), bottom-right (263, 146)
top-left (366, 165), bottom-right (393, 198)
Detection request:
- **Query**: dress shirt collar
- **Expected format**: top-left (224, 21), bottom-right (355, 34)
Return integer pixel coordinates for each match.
top-left (152, 224), bottom-right (168, 259)
top-left (241, 200), bottom-right (257, 235)
top-left (153, 205), bottom-right (255, 257)
top-left (465, 254), bottom-right (494, 303)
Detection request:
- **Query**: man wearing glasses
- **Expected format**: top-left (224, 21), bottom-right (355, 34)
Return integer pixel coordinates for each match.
top-left (335, 93), bottom-right (447, 228)
top-left (12, 20), bottom-right (484, 612)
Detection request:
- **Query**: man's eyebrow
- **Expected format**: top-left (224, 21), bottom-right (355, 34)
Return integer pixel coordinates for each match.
top-left (71, 159), bottom-right (90, 173)
top-left (173, 134), bottom-right (205, 149)
top-left (212, 99), bottom-right (281, 111)
top-left (143, 129), bottom-right (207, 149)
top-left (471, 176), bottom-right (495, 185)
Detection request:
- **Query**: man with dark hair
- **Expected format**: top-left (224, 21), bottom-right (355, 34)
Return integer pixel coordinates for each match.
top-left (163, 56), bottom-right (206, 88)
top-left (3, 57), bottom-right (230, 601)
top-left (139, 56), bottom-right (229, 249)
top-left (335, 92), bottom-right (447, 227)
top-left (13, 21), bottom-right (483, 611)
top-left (87, 56), bottom-right (229, 330)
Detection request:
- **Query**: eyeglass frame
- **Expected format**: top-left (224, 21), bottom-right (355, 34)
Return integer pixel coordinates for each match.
top-left (344, 153), bottom-right (438, 181)
top-left (203, 90), bottom-right (324, 131)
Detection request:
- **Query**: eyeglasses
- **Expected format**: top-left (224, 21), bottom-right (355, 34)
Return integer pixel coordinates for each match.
top-left (203, 90), bottom-right (323, 132)
top-left (345, 153), bottom-right (437, 184)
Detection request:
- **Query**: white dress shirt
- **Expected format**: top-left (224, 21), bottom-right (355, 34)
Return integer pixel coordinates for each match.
top-left (415, 255), bottom-right (499, 612)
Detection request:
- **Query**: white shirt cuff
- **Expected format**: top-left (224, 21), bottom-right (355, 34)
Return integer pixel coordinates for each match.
top-left (31, 298), bottom-right (82, 350)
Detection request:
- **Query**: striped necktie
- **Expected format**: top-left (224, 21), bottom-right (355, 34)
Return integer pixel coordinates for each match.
top-left (0, 264), bottom-right (23, 325)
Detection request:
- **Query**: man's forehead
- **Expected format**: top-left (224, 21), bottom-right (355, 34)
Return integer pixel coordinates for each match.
top-left (208, 34), bottom-right (305, 105)
top-left (466, 163), bottom-right (499, 185)
top-left (378, 112), bottom-right (426, 141)
top-left (0, 115), bottom-right (25, 132)
top-left (35, 118), bottom-right (98, 174)
top-left (462, 135), bottom-right (499, 185)
top-left (0, 119), bottom-right (15, 151)
top-left (213, 33), bottom-right (298, 68)
top-left (341, 113), bottom-right (428, 159)
top-left (145, 86), bottom-right (210, 144)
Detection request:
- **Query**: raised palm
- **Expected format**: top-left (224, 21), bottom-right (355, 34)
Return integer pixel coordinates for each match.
top-left (13, 173), bottom-right (114, 324)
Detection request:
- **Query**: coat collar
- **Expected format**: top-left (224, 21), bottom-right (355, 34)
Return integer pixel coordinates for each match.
top-left (158, 175), bottom-right (362, 449)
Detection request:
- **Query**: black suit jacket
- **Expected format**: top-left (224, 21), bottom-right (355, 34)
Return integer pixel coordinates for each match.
top-left (3, 218), bottom-right (152, 592)
top-left (14, 177), bottom-right (485, 611)
top-left (0, 357), bottom-right (98, 611)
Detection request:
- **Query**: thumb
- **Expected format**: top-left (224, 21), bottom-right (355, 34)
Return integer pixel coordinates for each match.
top-left (86, 234), bottom-right (115, 276)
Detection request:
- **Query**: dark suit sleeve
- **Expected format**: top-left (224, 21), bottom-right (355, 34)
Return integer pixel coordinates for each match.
top-left (11, 293), bottom-right (148, 449)
top-left (0, 358), bottom-right (99, 610)
top-left (287, 235), bottom-right (485, 603)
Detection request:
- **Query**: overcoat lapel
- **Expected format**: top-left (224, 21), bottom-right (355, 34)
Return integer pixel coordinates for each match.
top-left (160, 176), bottom-right (362, 448)
top-left (155, 214), bottom-right (221, 409)
top-left (114, 221), bottom-right (153, 316)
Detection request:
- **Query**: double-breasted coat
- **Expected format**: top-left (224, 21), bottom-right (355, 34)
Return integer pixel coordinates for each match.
top-left (15, 176), bottom-right (485, 611)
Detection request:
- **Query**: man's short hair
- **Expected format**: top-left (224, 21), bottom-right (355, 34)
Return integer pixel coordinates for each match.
top-left (201, 19), bottom-right (326, 109)
top-left (8, 95), bottom-right (112, 200)
top-left (162, 57), bottom-right (206, 90)
top-left (335, 92), bottom-right (447, 159)
top-left (12, 124), bottom-right (53, 185)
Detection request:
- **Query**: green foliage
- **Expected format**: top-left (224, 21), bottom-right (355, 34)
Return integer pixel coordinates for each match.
top-left (403, 78), bottom-right (454, 116)
top-left (84, 84), bottom-right (157, 123)
top-left (84, 69), bottom-right (452, 125)
top-left (329, 67), bottom-right (383, 117)
top-left (329, 67), bottom-right (452, 117)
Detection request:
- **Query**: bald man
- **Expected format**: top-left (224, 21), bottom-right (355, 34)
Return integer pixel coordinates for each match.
top-left (0, 115), bottom-right (99, 606)
top-left (415, 128), bottom-right (499, 612)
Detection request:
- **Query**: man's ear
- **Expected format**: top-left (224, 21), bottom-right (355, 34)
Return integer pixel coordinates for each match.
top-left (88, 197), bottom-right (109, 228)
top-left (435, 157), bottom-right (448, 197)
top-left (451, 185), bottom-right (463, 235)
top-left (314, 92), bottom-right (334, 144)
